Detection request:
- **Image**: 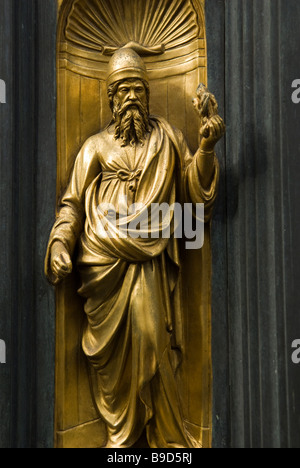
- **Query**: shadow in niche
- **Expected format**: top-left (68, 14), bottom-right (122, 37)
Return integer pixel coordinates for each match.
top-left (131, 430), bottom-right (150, 449)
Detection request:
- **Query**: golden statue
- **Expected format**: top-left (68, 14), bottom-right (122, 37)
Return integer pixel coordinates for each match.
top-left (45, 44), bottom-right (224, 448)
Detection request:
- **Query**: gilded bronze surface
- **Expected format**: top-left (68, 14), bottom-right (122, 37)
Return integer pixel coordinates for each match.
top-left (49, 0), bottom-right (225, 448)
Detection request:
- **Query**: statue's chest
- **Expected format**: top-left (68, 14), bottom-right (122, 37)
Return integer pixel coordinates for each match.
top-left (99, 141), bottom-right (148, 173)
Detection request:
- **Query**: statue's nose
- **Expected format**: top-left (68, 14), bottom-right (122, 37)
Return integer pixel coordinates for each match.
top-left (129, 89), bottom-right (137, 100)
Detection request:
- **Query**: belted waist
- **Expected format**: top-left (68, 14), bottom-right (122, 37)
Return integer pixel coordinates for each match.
top-left (102, 168), bottom-right (142, 192)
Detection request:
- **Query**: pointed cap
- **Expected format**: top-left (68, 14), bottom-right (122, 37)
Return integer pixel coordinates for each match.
top-left (106, 48), bottom-right (149, 88)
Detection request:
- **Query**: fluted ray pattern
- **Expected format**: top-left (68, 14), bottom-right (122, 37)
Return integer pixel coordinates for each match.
top-left (65, 0), bottom-right (199, 52)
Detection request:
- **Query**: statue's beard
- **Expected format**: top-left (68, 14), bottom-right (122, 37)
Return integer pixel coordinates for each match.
top-left (113, 99), bottom-right (150, 147)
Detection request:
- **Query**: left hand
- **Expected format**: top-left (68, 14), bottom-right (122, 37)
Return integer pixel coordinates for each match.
top-left (200, 115), bottom-right (226, 152)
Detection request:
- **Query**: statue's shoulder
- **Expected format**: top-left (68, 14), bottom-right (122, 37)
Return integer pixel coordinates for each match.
top-left (151, 115), bottom-right (186, 146)
top-left (87, 128), bottom-right (107, 144)
top-left (81, 127), bottom-right (111, 153)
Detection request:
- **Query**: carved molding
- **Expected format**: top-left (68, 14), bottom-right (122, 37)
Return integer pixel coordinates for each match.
top-left (58, 0), bottom-right (206, 80)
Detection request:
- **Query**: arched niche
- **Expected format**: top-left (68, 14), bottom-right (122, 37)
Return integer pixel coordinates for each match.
top-left (55, 0), bottom-right (212, 448)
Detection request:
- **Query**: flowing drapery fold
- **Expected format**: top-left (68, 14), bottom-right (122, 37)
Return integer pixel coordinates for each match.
top-left (45, 117), bottom-right (219, 447)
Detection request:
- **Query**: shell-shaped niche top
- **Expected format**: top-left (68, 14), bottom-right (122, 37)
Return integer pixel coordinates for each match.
top-left (65, 0), bottom-right (201, 55)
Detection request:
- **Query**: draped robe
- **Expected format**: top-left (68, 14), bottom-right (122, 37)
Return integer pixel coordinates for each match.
top-left (45, 116), bottom-right (219, 448)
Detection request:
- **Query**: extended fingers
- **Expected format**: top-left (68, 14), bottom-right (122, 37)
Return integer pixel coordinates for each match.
top-left (52, 261), bottom-right (66, 278)
top-left (208, 116), bottom-right (225, 140)
top-left (207, 120), bottom-right (217, 138)
top-left (200, 123), bottom-right (210, 138)
top-left (212, 115), bottom-right (226, 136)
top-left (60, 252), bottom-right (73, 271)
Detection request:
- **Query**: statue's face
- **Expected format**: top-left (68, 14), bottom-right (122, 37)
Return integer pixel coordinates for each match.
top-left (115, 79), bottom-right (148, 111)
top-left (110, 78), bottom-right (150, 147)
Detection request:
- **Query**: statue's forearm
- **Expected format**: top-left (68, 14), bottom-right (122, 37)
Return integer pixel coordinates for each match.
top-left (44, 204), bottom-right (83, 285)
top-left (51, 204), bottom-right (84, 255)
top-left (195, 148), bottom-right (216, 189)
top-left (192, 83), bottom-right (225, 189)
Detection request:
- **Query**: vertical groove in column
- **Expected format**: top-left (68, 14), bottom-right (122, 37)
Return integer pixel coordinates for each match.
top-left (34, 0), bottom-right (57, 448)
top-left (0, 0), bottom-right (14, 448)
top-left (280, 0), bottom-right (300, 448)
top-left (11, 0), bottom-right (37, 448)
top-left (275, 0), bottom-right (291, 447)
top-left (207, 0), bottom-right (229, 449)
top-left (224, 0), bottom-right (300, 448)
top-left (225, 0), bottom-right (247, 448)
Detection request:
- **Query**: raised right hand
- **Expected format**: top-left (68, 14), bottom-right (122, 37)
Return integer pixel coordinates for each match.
top-left (50, 241), bottom-right (73, 280)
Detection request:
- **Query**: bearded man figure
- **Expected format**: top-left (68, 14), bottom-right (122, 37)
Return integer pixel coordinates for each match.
top-left (45, 48), bottom-right (225, 448)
